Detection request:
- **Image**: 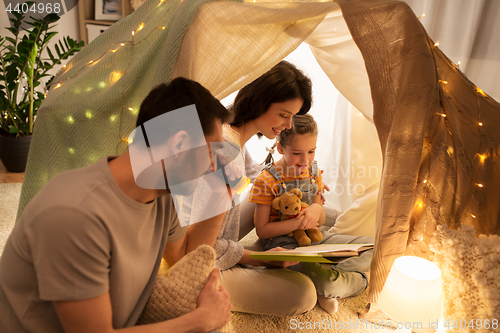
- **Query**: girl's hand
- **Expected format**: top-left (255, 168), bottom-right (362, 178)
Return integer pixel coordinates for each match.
top-left (297, 204), bottom-right (322, 230)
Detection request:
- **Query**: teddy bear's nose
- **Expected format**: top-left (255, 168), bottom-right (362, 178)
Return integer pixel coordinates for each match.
top-left (285, 206), bottom-right (288, 210)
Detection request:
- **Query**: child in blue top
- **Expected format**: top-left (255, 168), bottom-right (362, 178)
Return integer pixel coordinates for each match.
top-left (249, 114), bottom-right (374, 314)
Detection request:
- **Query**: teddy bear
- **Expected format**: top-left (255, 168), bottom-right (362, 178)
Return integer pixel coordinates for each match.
top-left (272, 188), bottom-right (323, 247)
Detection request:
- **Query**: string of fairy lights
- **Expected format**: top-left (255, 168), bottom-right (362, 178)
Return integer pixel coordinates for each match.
top-left (409, 13), bottom-right (494, 256)
top-left (45, 0), bottom-right (177, 153)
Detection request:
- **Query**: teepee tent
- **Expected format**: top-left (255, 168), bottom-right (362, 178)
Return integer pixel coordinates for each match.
top-left (17, 0), bottom-right (500, 310)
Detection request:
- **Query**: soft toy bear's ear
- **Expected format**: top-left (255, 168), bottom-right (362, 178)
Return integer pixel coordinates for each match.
top-left (272, 196), bottom-right (281, 210)
top-left (290, 188), bottom-right (303, 199)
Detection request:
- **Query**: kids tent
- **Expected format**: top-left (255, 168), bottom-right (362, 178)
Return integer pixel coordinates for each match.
top-left (17, 0), bottom-right (500, 311)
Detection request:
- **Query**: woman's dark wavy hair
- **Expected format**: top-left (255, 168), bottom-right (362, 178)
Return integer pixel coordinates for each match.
top-left (230, 61), bottom-right (312, 136)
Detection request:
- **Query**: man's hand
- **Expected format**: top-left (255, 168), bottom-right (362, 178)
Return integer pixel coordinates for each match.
top-left (196, 269), bottom-right (232, 331)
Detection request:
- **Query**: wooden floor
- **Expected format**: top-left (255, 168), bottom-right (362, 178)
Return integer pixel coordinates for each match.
top-left (0, 160), bottom-right (24, 183)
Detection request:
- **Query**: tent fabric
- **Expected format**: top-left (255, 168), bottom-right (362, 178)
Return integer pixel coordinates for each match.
top-left (17, 0), bottom-right (338, 218)
top-left (337, 0), bottom-right (500, 301)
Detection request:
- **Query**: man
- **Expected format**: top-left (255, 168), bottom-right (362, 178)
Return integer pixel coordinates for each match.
top-left (0, 78), bottom-right (233, 332)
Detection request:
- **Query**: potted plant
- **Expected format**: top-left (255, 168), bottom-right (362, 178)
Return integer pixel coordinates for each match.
top-left (0, 6), bottom-right (84, 172)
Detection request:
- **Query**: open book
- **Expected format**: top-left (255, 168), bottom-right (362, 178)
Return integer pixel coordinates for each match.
top-left (249, 243), bottom-right (374, 264)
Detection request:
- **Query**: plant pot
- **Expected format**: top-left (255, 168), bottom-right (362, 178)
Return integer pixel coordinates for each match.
top-left (0, 135), bottom-right (32, 173)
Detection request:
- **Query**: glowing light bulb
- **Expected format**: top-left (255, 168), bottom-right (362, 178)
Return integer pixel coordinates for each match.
top-left (110, 71), bottom-right (123, 84)
top-left (478, 122), bottom-right (483, 126)
top-left (138, 23), bottom-right (144, 31)
top-left (85, 110), bottom-right (93, 119)
top-left (98, 82), bottom-right (106, 89)
top-left (471, 214), bottom-right (476, 218)
top-left (68, 147), bottom-right (75, 154)
top-left (423, 180), bottom-right (427, 184)
top-left (477, 183), bottom-right (483, 188)
top-left (434, 42), bottom-right (439, 47)
top-left (418, 14), bottom-right (425, 19)
top-left (132, 31), bottom-right (135, 36)
top-left (457, 61), bottom-right (461, 67)
top-left (120, 43), bottom-right (125, 46)
top-left (128, 107), bottom-right (134, 111)
top-left (478, 154), bottom-right (486, 163)
top-left (438, 80), bottom-right (448, 84)
top-left (67, 116), bottom-right (74, 124)
top-left (110, 115), bottom-right (117, 122)
top-left (55, 83), bottom-right (61, 89)
top-left (476, 87), bottom-right (486, 96)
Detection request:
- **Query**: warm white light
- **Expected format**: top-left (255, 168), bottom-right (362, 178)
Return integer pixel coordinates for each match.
top-left (434, 41), bottom-right (439, 47)
top-left (379, 256), bottom-right (442, 329)
top-left (423, 180), bottom-right (427, 184)
top-left (418, 14), bottom-right (425, 19)
top-left (476, 87), bottom-right (486, 96)
top-left (457, 61), bottom-right (461, 67)
top-left (478, 122), bottom-right (483, 126)
top-left (477, 183), bottom-right (483, 188)
top-left (438, 80), bottom-right (447, 84)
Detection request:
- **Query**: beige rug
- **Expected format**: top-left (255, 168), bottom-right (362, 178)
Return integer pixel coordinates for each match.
top-left (0, 184), bottom-right (384, 332)
top-left (0, 183), bottom-right (22, 256)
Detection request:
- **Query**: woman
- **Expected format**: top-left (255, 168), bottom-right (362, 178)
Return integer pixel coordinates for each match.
top-left (184, 61), bottom-right (318, 316)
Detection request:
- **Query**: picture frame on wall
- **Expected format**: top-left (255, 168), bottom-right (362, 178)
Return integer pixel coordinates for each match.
top-left (95, 0), bottom-right (122, 21)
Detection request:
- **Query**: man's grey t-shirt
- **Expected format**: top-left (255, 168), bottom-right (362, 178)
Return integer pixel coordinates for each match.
top-left (0, 157), bottom-right (186, 332)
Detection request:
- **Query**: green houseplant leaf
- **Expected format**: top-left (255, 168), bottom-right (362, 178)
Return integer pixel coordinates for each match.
top-left (0, 3), bottom-right (84, 137)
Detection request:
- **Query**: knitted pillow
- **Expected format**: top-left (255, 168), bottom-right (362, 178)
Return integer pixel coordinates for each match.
top-left (430, 224), bottom-right (500, 331)
top-left (137, 245), bottom-right (232, 332)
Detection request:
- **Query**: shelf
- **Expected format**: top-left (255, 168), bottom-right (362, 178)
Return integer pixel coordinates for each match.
top-left (78, 0), bottom-right (134, 44)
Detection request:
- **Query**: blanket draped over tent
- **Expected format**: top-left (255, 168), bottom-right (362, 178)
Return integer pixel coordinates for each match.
top-left (16, 0), bottom-right (500, 304)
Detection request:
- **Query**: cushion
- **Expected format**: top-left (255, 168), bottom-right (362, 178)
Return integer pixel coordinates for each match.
top-left (137, 245), bottom-right (232, 332)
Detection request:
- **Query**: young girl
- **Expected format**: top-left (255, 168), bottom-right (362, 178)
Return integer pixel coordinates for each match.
top-left (249, 114), bottom-right (374, 314)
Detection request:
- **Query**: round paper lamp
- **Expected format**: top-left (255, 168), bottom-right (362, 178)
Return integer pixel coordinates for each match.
top-left (379, 256), bottom-right (442, 330)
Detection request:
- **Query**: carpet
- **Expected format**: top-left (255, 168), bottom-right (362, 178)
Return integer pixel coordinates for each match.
top-left (0, 183), bottom-right (22, 256)
top-left (0, 184), bottom-right (385, 332)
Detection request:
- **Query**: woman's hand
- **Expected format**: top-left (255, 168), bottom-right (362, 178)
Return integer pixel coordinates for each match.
top-left (203, 152), bottom-right (243, 197)
top-left (320, 169), bottom-right (330, 205)
top-left (239, 248), bottom-right (299, 268)
top-left (260, 247), bottom-right (300, 268)
top-left (296, 204), bottom-right (322, 230)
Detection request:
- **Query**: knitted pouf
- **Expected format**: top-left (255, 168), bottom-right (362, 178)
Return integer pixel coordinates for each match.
top-left (137, 245), bottom-right (232, 331)
top-left (430, 224), bottom-right (500, 333)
